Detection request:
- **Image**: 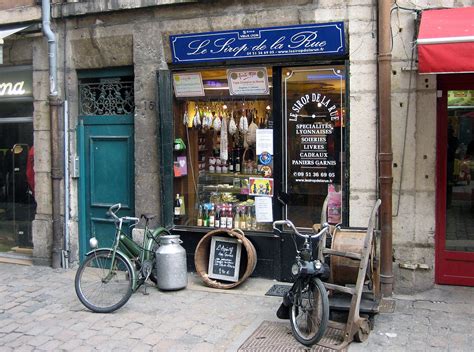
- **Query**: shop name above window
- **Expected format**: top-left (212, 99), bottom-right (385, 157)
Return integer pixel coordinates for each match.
top-left (170, 22), bottom-right (345, 63)
top-left (0, 67), bottom-right (33, 99)
top-left (0, 81), bottom-right (27, 96)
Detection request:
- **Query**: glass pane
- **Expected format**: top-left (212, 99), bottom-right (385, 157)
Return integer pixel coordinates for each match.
top-left (283, 66), bottom-right (345, 228)
top-left (172, 67), bottom-right (274, 231)
top-left (446, 90), bottom-right (474, 252)
top-left (0, 121), bottom-right (35, 252)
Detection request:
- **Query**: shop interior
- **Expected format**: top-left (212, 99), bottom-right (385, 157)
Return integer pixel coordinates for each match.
top-left (0, 101), bottom-right (35, 254)
top-left (173, 67), bottom-right (274, 231)
top-left (446, 90), bottom-right (474, 253)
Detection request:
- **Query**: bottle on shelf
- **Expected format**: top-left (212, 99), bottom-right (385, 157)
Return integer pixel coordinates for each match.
top-left (246, 206), bottom-right (252, 230)
top-left (234, 210), bottom-right (240, 229)
top-left (197, 205), bottom-right (203, 227)
top-left (220, 205), bottom-right (228, 228)
top-left (203, 207), bottom-right (209, 227)
top-left (209, 204), bottom-right (215, 227)
top-left (235, 154), bottom-right (241, 173)
top-left (174, 194), bottom-right (181, 221)
top-left (240, 208), bottom-right (247, 230)
top-left (229, 154), bottom-right (234, 173)
top-left (251, 206), bottom-right (257, 230)
top-left (226, 205), bottom-right (233, 229)
top-left (215, 206), bottom-right (221, 228)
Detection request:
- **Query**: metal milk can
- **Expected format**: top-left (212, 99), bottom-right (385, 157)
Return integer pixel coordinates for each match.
top-left (155, 235), bottom-right (187, 290)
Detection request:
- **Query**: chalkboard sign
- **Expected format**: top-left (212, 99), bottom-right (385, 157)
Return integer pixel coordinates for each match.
top-left (208, 236), bottom-right (242, 282)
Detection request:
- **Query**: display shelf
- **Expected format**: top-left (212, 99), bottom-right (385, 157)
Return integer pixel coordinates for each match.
top-left (199, 171), bottom-right (262, 179)
top-left (200, 185), bottom-right (242, 193)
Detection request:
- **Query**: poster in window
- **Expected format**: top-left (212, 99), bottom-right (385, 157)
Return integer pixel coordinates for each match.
top-left (227, 67), bottom-right (269, 96)
top-left (173, 72), bottom-right (205, 97)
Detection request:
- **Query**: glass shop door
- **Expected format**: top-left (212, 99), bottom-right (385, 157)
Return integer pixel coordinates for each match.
top-left (282, 65), bottom-right (347, 228)
top-left (0, 115), bottom-right (35, 254)
top-left (436, 74), bottom-right (474, 286)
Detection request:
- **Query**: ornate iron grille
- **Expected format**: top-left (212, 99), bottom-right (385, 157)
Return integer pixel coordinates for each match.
top-left (79, 78), bottom-right (134, 115)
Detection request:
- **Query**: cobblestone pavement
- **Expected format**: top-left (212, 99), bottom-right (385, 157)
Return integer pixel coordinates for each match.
top-left (0, 263), bottom-right (473, 351)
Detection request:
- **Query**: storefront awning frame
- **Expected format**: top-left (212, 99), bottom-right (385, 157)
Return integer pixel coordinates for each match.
top-left (417, 7), bottom-right (474, 74)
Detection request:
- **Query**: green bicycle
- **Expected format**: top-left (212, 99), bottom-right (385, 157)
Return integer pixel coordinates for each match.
top-left (75, 203), bottom-right (171, 313)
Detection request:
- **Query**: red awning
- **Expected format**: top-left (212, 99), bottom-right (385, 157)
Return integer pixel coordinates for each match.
top-left (417, 7), bottom-right (474, 74)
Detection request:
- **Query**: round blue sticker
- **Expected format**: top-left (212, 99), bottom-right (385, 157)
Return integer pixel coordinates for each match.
top-left (259, 152), bottom-right (272, 165)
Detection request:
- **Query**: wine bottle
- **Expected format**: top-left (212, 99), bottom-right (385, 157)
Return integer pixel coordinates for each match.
top-left (215, 206), bottom-right (221, 228)
top-left (226, 205), bottom-right (233, 229)
top-left (197, 205), bottom-right (203, 226)
top-left (246, 206), bottom-right (252, 229)
top-left (251, 206), bottom-right (257, 230)
top-left (235, 155), bottom-right (241, 173)
top-left (174, 194), bottom-right (181, 220)
top-left (203, 207), bottom-right (209, 227)
top-left (220, 205), bottom-right (227, 228)
top-left (234, 210), bottom-right (240, 229)
top-left (209, 204), bottom-right (215, 227)
top-left (240, 208), bottom-right (247, 230)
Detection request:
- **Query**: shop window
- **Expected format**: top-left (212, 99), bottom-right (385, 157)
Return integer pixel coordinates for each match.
top-left (172, 67), bottom-right (273, 231)
top-left (0, 107), bottom-right (35, 251)
top-left (282, 65), bottom-right (346, 228)
top-left (445, 90), bottom-right (474, 252)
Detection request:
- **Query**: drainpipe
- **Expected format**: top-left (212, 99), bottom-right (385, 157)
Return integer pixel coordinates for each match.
top-left (42, 0), bottom-right (63, 269)
top-left (378, 0), bottom-right (394, 296)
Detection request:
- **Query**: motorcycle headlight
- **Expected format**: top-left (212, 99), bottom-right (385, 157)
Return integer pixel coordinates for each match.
top-left (89, 237), bottom-right (98, 249)
top-left (314, 260), bottom-right (322, 270)
top-left (291, 263), bottom-right (300, 276)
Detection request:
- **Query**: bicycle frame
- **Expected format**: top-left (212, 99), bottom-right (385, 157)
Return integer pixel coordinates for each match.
top-left (86, 204), bottom-right (169, 292)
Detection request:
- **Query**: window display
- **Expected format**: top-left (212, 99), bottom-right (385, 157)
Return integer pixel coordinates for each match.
top-left (173, 68), bottom-right (273, 231)
top-left (283, 65), bottom-right (346, 228)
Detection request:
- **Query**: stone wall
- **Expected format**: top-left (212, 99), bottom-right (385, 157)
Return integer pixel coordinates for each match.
top-left (31, 35), bottom-right (53, 266)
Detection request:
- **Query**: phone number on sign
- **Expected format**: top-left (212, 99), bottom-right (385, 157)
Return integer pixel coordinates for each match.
top-left (293, 172), bottom-right (335, 178)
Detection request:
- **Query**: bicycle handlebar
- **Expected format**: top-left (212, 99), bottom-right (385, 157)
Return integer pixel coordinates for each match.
top-left (273, 219), bottom-right (329, 240)
top-left (107, 204), bottom-right (139, 224)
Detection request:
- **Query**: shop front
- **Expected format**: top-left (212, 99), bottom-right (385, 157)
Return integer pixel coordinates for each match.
top-left (158, 23), bottom-right (349, 280)
top-left (418, 7), bottom-right (474, 286)
top-left (0, 65), bottom-right (35, 256)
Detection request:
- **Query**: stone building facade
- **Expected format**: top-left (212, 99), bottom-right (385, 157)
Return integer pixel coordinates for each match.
top-left (1, 0), bottom-right (472, 293)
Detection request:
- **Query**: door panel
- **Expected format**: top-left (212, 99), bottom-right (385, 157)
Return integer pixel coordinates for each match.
top-left (436, 74), bottom-right (474, 286)
top-left (89, 136), bottom-right (132, 207)
top-left (80, 120), bottom-right (134, 259)
top-left (281, 65), bottom-right (346, 228)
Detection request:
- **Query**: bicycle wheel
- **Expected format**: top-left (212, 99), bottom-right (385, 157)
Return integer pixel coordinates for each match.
top-left (75, 250), bottom-right (133, 313)
top-left (290, 277), bottom-right (329, 346)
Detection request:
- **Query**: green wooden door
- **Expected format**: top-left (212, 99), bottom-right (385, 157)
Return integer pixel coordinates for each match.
top-left (77, 69), bottom-right (135, 260)
top-left (78, 115), bottom-right (134, 259)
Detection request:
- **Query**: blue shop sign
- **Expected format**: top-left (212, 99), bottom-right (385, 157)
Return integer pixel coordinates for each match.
top-left (170, 22), bottom-right (345, 63)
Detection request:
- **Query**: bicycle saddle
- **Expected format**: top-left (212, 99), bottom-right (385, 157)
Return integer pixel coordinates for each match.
top-left (141, 214), bottom-right (157, 221)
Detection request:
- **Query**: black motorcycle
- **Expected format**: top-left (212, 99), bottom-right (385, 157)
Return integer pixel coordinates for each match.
top-left (273, 220), bottom-right (330, 346)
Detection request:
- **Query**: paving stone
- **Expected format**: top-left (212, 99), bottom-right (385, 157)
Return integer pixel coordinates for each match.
top-left (36, 339), bottom-right (63, 351)
top-left (0, 264), bottom-right (473, 351)
top-left (0, 323), bottom-right (19, 334)
top-left (27, 334), bottom-right (52, 347)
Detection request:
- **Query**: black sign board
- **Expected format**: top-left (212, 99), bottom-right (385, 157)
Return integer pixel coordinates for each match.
top-left (208, 236), bottom-right (242, 282)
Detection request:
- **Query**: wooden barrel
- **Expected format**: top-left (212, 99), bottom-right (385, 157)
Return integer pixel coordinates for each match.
top-left (330, 228), bottom-right (367, 285)
top-left (194, 228), bottom-right (257, 289)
